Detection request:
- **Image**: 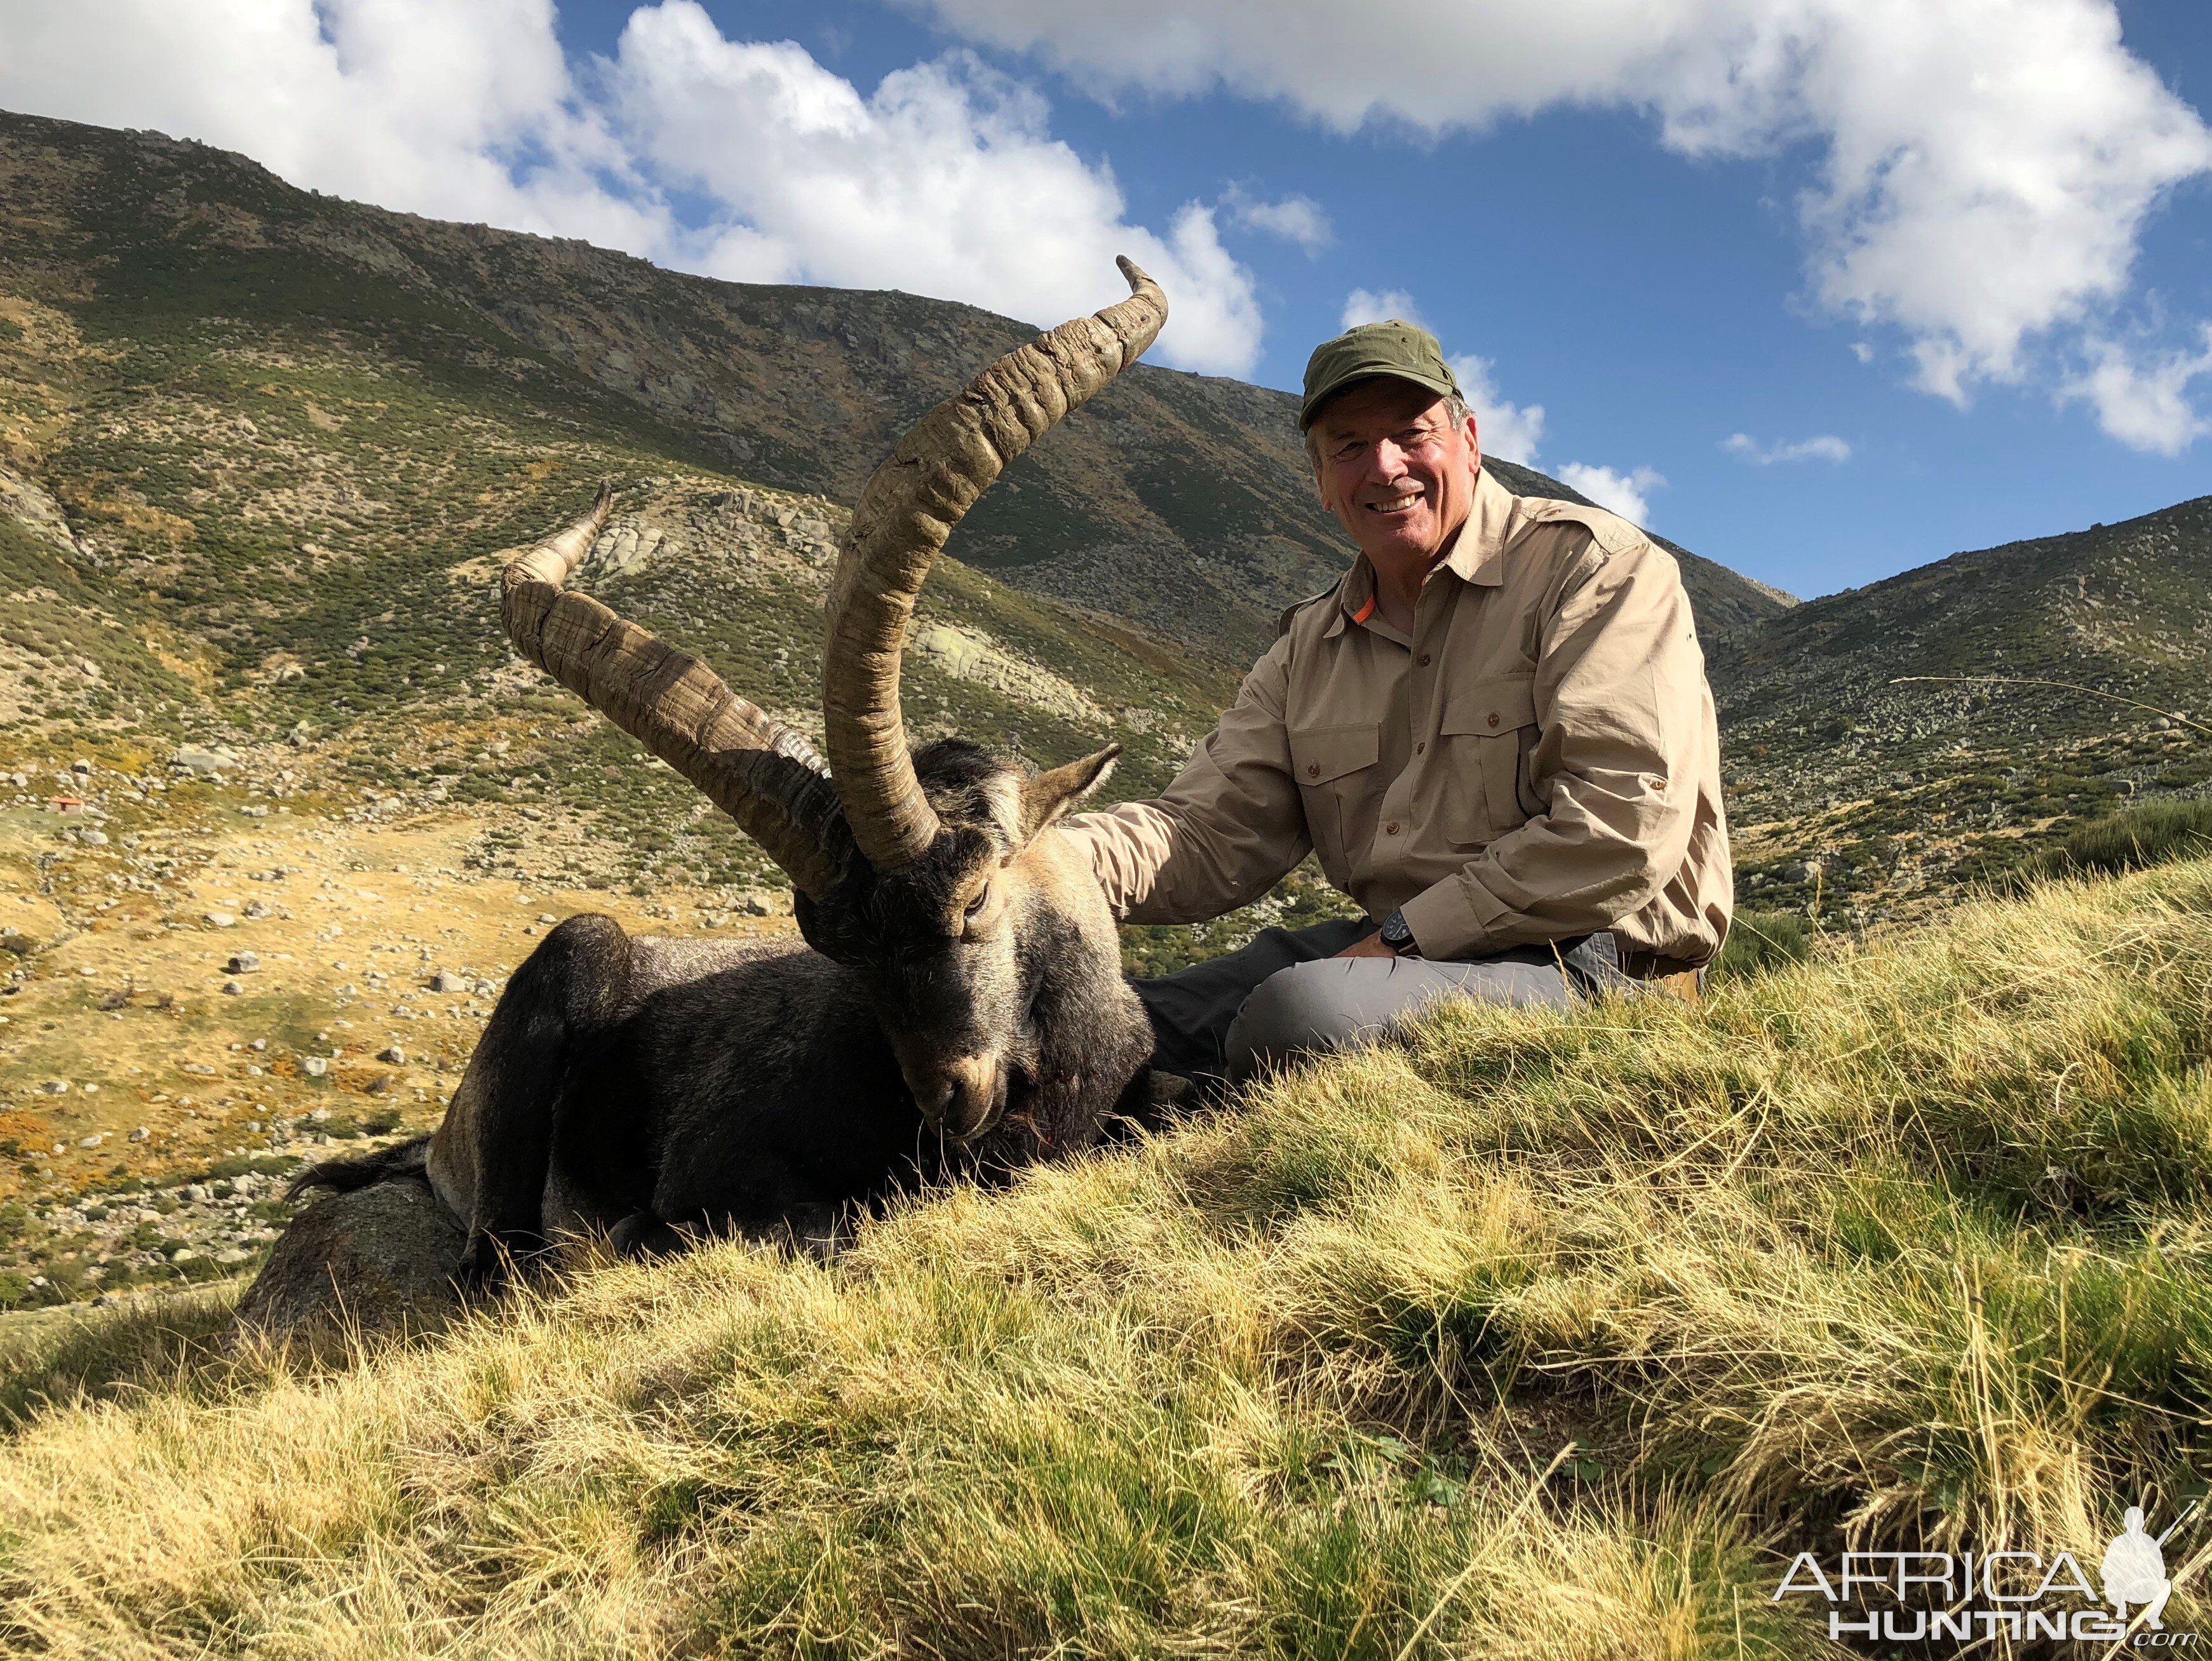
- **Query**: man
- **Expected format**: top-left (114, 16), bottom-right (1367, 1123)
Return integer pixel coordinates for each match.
top-left (1060, 318), bottom-right (1732, 1087)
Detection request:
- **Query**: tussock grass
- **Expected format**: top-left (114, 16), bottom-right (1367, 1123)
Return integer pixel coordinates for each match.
top-left (2030, 797), bottom-right (2212, 881)
top-left (5, 866), bottom-right (2212, 1653)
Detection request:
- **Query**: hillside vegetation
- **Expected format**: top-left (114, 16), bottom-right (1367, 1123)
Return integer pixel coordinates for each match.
top-left (2, 859), bottom-right (2209, 1653)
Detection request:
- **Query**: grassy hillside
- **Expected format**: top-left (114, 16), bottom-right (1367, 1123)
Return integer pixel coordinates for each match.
top-left (0, 109), bottom-right (1794, 664)
top-left (1713, 494), bottom-right (2212, 925)
top-left (2, 860), bottom-right (2209, 1653)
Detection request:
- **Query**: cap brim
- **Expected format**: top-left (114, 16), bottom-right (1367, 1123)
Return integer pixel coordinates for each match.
top-left (1299, 364), bottom-right (1461, 430)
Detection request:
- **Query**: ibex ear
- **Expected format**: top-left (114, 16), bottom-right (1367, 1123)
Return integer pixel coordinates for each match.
top-left (1020, 744), bottom-right (1119, 843)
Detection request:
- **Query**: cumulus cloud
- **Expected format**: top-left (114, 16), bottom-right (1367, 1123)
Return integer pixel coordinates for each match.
top-left (2063, 328), bottom-right (2212, 456)
top-left (0, 0), bottom-right (1266, 374)
top-left (1722, 433), bottom-right (1851, 464)
top-left (1450, 355), bottom-right (1546, 467)
top-left (1558, 464), bottom-right (1666, 528)
top-left (1340, 288), bottom-right (1427, 331)
top-left (906, 0), bottom-right (2212, 450)
top-left (1221, 185), bottom-right (1331, 252)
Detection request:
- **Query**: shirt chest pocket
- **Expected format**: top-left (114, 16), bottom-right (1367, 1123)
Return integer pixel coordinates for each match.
top-left (1288, 722), bottom-right (1379, 880)
top-left (1435, 673), bottom-right (1541, 845)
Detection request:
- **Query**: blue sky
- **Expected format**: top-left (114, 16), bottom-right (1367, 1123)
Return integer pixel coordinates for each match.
top-left (3, 0), bottom-right (2209, 601)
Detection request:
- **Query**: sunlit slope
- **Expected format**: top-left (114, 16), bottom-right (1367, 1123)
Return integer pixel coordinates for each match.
top-left (3, 861), bottom-right (2209, 1653)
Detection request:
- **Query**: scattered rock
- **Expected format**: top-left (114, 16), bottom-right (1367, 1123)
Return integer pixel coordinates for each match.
top-left (537, 913), bottom-right (557, 925)
top-left (76, 1134), bottom-right (104, 1148)
top-left (203, 911), bottom-right (237, 929)
top-left (222, 978), bottom-right (245, 997)
top-left (173, 746), bottom-right (241, 776)
top-left (429, 970), bottom-right (464, 993)
top-left (77, 828), bottom-right (107, 847)
top-left (128, 1127), bottom-right (149, 1143)
top-left (226, 951), bottom-right (261, 974)
top-left (377, 1046), bottom-right (405, 1065)
top-left (39, 1080), bottom-right (67, 1095)
top-left (301, 1056), bottom-right (329, 1077)
top-left (231, 1176), bottom-right (466, 1342)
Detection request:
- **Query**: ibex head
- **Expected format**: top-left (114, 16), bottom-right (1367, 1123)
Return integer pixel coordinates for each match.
top-left (499, 259), bottom-right (1167, 1143)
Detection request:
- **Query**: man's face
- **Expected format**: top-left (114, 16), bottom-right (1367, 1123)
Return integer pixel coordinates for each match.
top-left (1309, 378), bottom-right (1481, 572)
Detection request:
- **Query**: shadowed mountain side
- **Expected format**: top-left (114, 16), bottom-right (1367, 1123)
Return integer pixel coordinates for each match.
top-left (0, 110), bottom-right (1793, 664)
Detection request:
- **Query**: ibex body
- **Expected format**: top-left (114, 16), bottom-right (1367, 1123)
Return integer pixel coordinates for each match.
top-left (297, 262), bottom-right (1168, 1279)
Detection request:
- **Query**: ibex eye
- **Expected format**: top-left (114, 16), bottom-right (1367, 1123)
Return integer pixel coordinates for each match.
top-left (965, 885), bottom-right (990, 920)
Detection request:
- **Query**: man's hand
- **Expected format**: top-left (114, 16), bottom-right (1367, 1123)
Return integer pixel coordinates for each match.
top-left (1335, 930), bottom-right (1399, 960)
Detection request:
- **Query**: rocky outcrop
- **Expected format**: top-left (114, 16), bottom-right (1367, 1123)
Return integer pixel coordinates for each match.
top-left (230, 1178), bottom-right (466, 1340)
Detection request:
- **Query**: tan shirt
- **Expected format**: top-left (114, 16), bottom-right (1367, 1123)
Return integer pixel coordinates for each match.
top-left (1061, 468), bottom-right (1732, 966)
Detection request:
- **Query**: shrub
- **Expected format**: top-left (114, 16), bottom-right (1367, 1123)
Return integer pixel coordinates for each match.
top-left (1712, 908), bottom-right (1812, 979)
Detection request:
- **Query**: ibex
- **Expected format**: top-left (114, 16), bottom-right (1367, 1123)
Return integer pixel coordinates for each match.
top-left (297, 260), bottom-right (1167, 1279)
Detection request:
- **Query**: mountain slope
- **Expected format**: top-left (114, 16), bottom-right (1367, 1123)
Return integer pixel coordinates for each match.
top-left (0, 110), bottom-right (1793, 664)
top-left (1711, 494), bottom-right (2212, 916)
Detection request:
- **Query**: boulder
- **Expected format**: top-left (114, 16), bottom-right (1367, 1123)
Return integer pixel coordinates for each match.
top-left (231, 1178), bottom-right (466, 1340)
top-left (173, 746), bottom-right (241, 776)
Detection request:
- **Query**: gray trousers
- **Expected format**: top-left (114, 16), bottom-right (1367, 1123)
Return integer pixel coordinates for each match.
top-left (1135, 917), bottom-right (1631, 1087)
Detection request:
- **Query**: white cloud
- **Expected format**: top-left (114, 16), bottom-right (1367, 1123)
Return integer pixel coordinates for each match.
top-left (2063, 328), bottom-right (2212, 456)
top-left (0, 0), bottom-right (1267, 375)
top-left (1222, 185), bottom-right (1331, 252)
top-left (1450, 354), bottom-right (1545, 467)
top-left (1850, 342), bottom-right (1875, 365)
top-left (1721, 432), bottom-right (1851, 464)
top-left (1558, 464), bottom-right (1666, 528)
top-left (907, 0), bottom-right (2212, 451)
top-left (1340, 288), bottom-right (1428, 332)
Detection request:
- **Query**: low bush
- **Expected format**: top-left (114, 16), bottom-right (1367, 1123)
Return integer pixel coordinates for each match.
top-left (1711, 908), bottom-right (1812, 979)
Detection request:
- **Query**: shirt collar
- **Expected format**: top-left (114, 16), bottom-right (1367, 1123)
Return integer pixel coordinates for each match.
top-left (1440, 465), bottom-right (1522, 588)
top-left (1324, 464), bottom-right (1521, 637)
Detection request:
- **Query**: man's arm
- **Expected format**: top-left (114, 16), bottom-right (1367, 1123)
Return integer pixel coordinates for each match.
top-left (1058, 635), bottom-right (1311, 925)
top-left (1398, 537), bottom-right (1715, 960)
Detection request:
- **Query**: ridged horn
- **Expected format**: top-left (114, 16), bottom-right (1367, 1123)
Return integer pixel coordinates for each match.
top-left (823, 256), bottom-right (1168, 870)
top-left (501, 483), bottom-right (853, 900)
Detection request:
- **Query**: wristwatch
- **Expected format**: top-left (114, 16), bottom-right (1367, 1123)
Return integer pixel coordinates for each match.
top-left (1378, 909), bottom-right (1419, 956)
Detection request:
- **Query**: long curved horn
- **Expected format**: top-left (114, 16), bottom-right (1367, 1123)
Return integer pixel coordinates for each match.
top-left (502, 484), bottom-right (853, 899)
top-left (823, 257), bottom-right (1168, 870)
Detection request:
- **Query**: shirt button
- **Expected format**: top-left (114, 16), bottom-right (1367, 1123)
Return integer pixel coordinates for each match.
top-left (1385, 822), bottom-right (1399, 836)
top-left (1487, 712), bottom-right (1500, 728)
top-left (1306, 763), bottom-right (1320, 778)
top-left (1417, 652), bottom-right (1432, 667)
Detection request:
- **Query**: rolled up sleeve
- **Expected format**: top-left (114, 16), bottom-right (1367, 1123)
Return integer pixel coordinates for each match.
top-left (1398, 543), bottom-right (1707, 960)
top-left (1059, 636), bottom-right (1312, 925)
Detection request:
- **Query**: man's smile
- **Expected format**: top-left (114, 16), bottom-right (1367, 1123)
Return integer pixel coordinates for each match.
top-left (1364, 491), bottom-right (1426, 516)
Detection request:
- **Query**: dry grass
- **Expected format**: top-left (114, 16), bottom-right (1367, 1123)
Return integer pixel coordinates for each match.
top-left (4, 864), bottom-right (2212, 1655)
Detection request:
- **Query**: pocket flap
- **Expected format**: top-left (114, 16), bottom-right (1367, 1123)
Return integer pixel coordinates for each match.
top-left (1441, 674), bottom-right (1537, 736)
top-left (1289, 723), bottom-right (1379, 785)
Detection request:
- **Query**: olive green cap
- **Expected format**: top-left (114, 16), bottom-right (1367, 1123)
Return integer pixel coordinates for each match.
top-left (1300, 319), bottom-right (1462, 430)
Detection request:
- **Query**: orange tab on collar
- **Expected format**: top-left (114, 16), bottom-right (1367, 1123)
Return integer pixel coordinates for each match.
top-left (1351, 593), bottom-right (1377, 625)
